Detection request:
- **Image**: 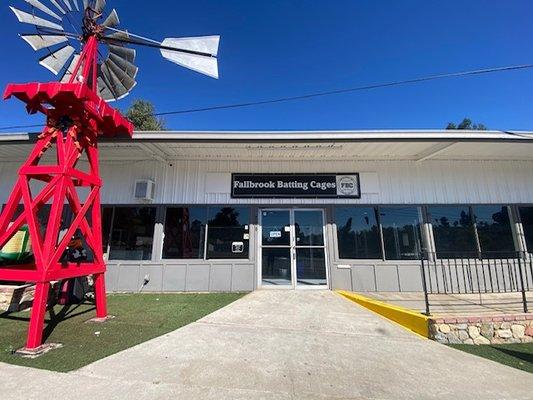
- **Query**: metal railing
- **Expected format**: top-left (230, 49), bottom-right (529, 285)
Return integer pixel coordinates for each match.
top-left (420, 251), bottom-right (531, 315)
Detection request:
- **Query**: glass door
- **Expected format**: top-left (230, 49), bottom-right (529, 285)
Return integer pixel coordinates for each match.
top-left (294, 210), bottom-right (328, 287)
top-left (260, 210), bottom-right (293, 286)
top-left (259, 209), bottom-right (328, 288)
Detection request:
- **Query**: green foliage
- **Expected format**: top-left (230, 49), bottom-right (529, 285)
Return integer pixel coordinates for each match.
top-left (446, 118), bottom-right (487, 131)
top-left (0, 293), bottom-right (245, 372)
top-left (125, 99), bottom-right (165, 131)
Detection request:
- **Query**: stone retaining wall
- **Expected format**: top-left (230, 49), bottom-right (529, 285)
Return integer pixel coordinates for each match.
top-left (429, 315), bottom-right (533, 344)
top-left (0, 284), bottom-right (35, 312)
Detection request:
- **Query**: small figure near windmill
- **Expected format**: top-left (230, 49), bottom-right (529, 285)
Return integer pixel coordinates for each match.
top-left (0, 0), bottom-right (220, 354)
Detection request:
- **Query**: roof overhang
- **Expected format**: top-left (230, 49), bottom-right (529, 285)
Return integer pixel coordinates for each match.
top-left (0, 130), bottom-right (532, 162)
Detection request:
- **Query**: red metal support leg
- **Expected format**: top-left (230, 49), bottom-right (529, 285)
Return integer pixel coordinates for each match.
top-left (25, 282), bottom-right (50, 350)
top-left (1, 33), bottom-right (133, 351)
top-left (93, 273), bottom-right (107, 319)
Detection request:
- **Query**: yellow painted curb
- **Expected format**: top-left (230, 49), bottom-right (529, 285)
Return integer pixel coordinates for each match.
top-left (337, 290), bottom-right (430, 338)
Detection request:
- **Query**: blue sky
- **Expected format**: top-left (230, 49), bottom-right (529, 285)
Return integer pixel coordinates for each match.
top-left (0, 0), bottom-right (532, 131)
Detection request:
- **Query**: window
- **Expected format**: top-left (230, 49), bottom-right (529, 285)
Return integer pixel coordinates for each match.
top-left (11, 203), bottom-right (72, 243)
top-left (102, 207), bottom-right (113, 254)
top-left (163, 207), bottom-right (207, 259)
top-left (427, 206), bottom-right (477, 258)
top-left (519, 207), bottom-right (533, 253)
top-left (206, 207), bottom-right (250, 259)
top-left (335, 207), bottom-right (381, 259)
top-left (379, 207), bottom-right (423, 260)
top-left (108, 207), bottom-right (156, 260)
top-left (473, 205), bottom-right (515, 257)
top-left (162, 206), bottom-right (251, 260)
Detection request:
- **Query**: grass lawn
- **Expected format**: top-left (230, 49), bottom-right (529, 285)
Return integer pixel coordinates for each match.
top-left (449, 343), bottom-right (533, 374)
top-left (0, 292), bottom-right (246, 372)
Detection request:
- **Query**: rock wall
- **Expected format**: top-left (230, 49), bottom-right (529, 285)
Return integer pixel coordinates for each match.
top-left (429, 315), bottom-right (533, 344)
top-left (0, 284), bottom-right (35, 312)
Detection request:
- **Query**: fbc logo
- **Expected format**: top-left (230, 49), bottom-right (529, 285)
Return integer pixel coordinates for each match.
top-left (336, 175), bottom-right (359, 197)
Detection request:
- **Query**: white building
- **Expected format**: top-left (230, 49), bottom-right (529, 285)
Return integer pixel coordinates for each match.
top-left (1, 130), bottom-right (532, 293)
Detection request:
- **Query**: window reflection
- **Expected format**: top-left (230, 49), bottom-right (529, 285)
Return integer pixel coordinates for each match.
top-left (428, 206), bottom-right (477, 258)
top-left (294, 211), bottom-right (324, 246)
top-left (380, 207), bottom-right (423, 260)
top-left (163, 207), bottom-right (206, 259)
top-left (108, 207), bottom-right (156, 260)
top-left (335, 207), bottom-right (381, 259)
top-left (207, 207), bottom-right (249, 259)
top-left (473, 205), bottom-right (515, 257)
top-left (161, 206), bottom-right (250, 260)
top-left (519, 207), bottom-right (533, 254)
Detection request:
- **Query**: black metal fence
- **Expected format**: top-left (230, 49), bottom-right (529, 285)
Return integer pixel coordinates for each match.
top-left (420, 251), bottom-right (532, 315)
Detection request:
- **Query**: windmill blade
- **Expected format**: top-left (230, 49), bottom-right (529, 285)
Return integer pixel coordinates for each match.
top-left (108, 52), bottom-right (138, 79)
top-left (102, 9), bottom-right (119, 28)
top-left (61, 0), bottom-right (73, 12)
top-left (162, 36), bottom-right (219, 57)
top-left (94, 0), bottom-right (106, 13)
top-left (106, 58), bottom-right (137, 91)
top-left (20, 34), bottom-right (68, 51)
top-left (24, 0), bottom-right (62, 21)
top-left (72, 0), bottom-right (80, 12)
top-left (100, 62), bottom-right (129, 99)
top-left (97, 63), bottom-right (117, 99)
top-left (160, 37), bottom-right (219, 79)
top-left (97, 76), bottom-right (115, 101)
top-left (49, 0), bottom-right (67, 14)
top-left (61, 53), bottom-right (81, 82)
top-left (161, 50), bottom-right (219, 79)
top-left (105, 30), bottom-right (130, 43)
top-left (108, 44), bottom-right (135, 63)
top-left (10, 6), bottom-right (64, 31)
top-left (39, 45), bottom-right (75, 75)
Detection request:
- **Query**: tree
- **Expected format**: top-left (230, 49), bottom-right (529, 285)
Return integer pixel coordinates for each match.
top-left (125, 99), bottom-right (165, 131)
top-left (446, 118), bottom-right (487, 131)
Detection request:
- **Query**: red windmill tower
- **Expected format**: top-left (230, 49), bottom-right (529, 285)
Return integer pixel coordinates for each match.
top-left (1, 0), bottom-right (220, 353)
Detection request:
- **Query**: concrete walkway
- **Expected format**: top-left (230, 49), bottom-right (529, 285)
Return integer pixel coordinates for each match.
top-left (1, 290), bottom-right (532, 399)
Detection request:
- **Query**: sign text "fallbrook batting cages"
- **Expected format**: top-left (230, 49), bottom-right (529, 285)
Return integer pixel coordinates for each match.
top-left (231, 173), bottom-right (361, 199)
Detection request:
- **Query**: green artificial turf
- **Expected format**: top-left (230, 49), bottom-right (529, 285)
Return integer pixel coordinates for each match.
top-left (0, 292), bottom-right (245, 372)
top-left (449, 343), bottom-right (533, 374)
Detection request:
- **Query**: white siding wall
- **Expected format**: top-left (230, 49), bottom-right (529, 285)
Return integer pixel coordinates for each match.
top-left (0, 159), bottom-right (532, 205)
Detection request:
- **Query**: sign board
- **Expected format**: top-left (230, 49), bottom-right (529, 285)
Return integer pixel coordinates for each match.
top-left (231, 173), bottom-right (361, 199)
top-left (232, 242), bottom-right (244, 253)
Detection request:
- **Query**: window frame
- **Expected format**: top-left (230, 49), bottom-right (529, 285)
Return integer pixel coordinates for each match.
top-left (161, 206), bottom-right (208, 260)
top-left (160, 204), bottom-right (252, 262)
top-left (425, 203), bottom-right (519, 260)
top-left (516, 204), bottom-right (533, 255)
top-left (334, 205), bottom-right (384, 261)
top-left (102, 204), bottom-right (158, 262)
top-left (472, 204), bottom-right (516, 258)
top-left (378, 205), bottom-right (425, 261)
top-left (333, 205), bottom-right (426, 262)
top-left (425, 204), bottom-right (479, 259)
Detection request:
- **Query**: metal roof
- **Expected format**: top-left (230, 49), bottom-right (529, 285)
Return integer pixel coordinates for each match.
top-left (0, 130), bottom-right (532, 162)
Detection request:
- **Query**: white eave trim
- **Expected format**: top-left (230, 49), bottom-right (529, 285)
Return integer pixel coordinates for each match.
top-left (0, 133), bottom-right (31, 142)
top-left (2, 130), bottom-right (533, 144)
top-left (130, 130), bottom-right (533, 142)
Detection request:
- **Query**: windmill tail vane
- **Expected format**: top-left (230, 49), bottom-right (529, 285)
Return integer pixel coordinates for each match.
top-left (0, 0), bottom-right (220, 353)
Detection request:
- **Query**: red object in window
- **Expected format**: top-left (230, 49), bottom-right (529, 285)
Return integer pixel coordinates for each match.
top-left (0, 36), bottom-right (133, 351)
